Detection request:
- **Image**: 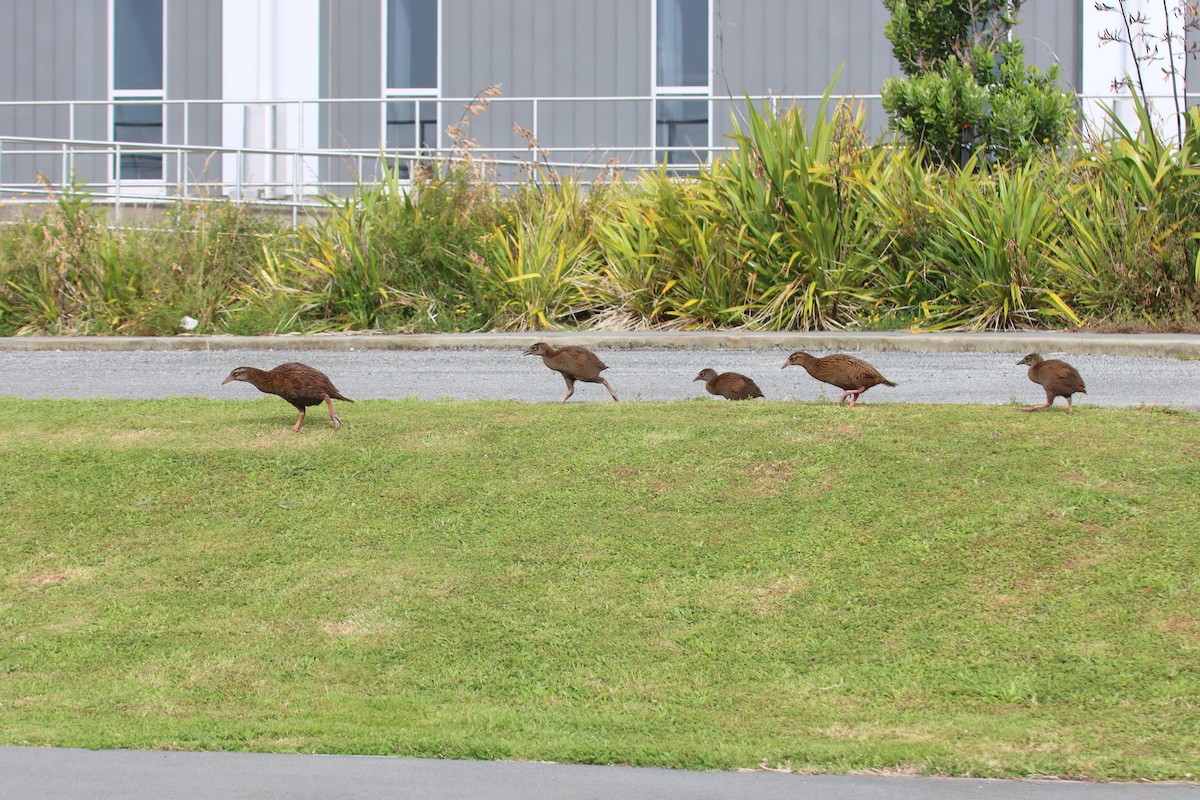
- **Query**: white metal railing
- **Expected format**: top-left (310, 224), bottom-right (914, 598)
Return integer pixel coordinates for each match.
top-left (0, 133), bottom-right (673, 225)
top-left (2, 93), bottom-right (862, 225)
top-left (2, 92), bottom-right (1197, 225)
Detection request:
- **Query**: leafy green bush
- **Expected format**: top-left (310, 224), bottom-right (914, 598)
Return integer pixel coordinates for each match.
top-left (880, 1), bottom-right (1076, 166)
top-left (235, 161), bottom-right (494, 333)
top-left (475, 175), bottom-right (599, 330)
top-left (708, 95), bottom-right (888, 329)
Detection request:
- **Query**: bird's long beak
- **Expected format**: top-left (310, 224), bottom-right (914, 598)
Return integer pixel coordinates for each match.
top-left (781, 361), bottom-right (790, 369)
top-left (221, 375), bottom-right (235, 385)
top-left (1014, 359), bottom-right (1024, 366)
top-left (522, 347), bottom-right (534, 356)
top-left (693, 376), bottom-right (703, 382)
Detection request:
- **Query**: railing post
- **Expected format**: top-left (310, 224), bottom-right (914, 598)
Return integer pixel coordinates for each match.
top-left (298, 100), bottom-right (306, 198)
top-left (265, 102), bottom-right (276, 198)
top-left (114, 141), bottom-right (122, 225)
top-left (292, 149), bottom-right (299, 227)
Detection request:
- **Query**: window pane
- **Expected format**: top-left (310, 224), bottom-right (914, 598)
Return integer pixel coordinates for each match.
top-left (656, 99), bottom-right (708, 165)
top-left (387, 0), bottom-right (438, 89)
top-left (386, 100), bottom-right (437, 150)
top-left (386, 100), bottom-right (437, 178)
top-left (114, 103), bottom-right (163, 179)
top-left (114, 0), bottom-right (163, 91)
top-left (656, 0), bottom-right (707, 87)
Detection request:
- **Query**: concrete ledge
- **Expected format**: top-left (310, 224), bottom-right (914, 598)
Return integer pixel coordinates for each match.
top-left (2, 330), bottom-right (1200, 357)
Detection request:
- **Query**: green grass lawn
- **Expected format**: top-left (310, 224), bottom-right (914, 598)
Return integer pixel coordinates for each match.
top-left (0, 398), bottom-right (1197, 780)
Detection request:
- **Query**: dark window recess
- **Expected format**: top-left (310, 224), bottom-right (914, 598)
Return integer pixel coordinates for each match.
top-left (114, 0), bottom-right (163, 90)
top-left (386, 100), bottom-right (437, 178)
top-left (114, 103), bottom-right (163, 179)
top-left (387, 0), bottom-right (438, 90)
top-left (655, 99), bottom-right (708, 166)
top-left (656, 0), bottom-right (708, 87)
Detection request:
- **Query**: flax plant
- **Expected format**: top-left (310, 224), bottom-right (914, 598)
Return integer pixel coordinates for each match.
top-left (1050, 95), bottom-right (1200, 320)
top-left (709, 94), bottom-right (889, 330)
top-left (0, 178), bottom-right (121, 334)
top-left (913, 157), bottom-right (1080, 330)
top-left (656, 188), bottom-right (749, 329)
top-left (587, 174), bottom-right (679, 329)
top-left (857, 144), bottom-right (943, 320)
top-left (229, 242), bottom-right (321, 333)
top-left (478, 177), bottom-right (599, 330)
top-left (588, 168), bottom-right (751, 329)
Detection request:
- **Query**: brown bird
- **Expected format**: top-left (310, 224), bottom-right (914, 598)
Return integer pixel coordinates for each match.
top-left (222, 362), bottom-right (353, 431)
top-left (1017, 353), bottom-right (1086, 414)
top-left (782, 351), bottom-right (897, 407)
top-left (693, 368), bottom-right (764, 400)
top-left (524, 342), bottom-right (619, 403)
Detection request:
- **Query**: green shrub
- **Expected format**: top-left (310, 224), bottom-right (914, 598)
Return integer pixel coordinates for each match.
top-left (709, 95), bottom-right (889, 329)
top-left (475, 175), bottom-right (599, 330)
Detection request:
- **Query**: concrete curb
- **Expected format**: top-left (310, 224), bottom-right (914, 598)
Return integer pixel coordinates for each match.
top-left (2, 330), bottom-right (1200, 357)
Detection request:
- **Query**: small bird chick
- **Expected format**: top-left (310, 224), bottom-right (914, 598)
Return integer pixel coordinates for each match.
top-left (222, 362), bottom-right (352, 431)
top-left (524, 342), bottom-right (619, 403)
top-left (1016, 353), bottom-right (1086, 415)
top-left (693, 368), bottom-right (764, 400)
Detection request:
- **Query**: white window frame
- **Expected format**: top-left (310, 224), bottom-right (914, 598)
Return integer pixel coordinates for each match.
top-left (650, 0), bottom-right (713, 166)
top-left (381, 0), bottom-right (442, 157)
top-left (108, 0), bottom-right (168, 187)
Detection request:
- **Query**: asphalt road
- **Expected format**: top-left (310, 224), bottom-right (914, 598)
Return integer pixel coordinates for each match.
top-left (3, 747), bottom-right (1198, 800)
top-left (1, 347), bottom-right (1198, 408)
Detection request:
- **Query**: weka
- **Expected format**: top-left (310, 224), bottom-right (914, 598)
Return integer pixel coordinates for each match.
top-left (1017, 353), bottom-right (1086, 414)
top-left (524, 342), bottom-right (619, 402)
top-left (693, 368), bottom-right (764, 401)
top-left (782, 351), bottom-right (896, 407)
top-left (222, 362), bottom-right (353, 431)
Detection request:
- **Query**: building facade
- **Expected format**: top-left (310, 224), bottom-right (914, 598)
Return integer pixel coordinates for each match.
top-left (0, 0), bottom-right (1189, 200)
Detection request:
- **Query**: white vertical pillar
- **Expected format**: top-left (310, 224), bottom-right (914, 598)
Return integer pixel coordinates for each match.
top-left (222, 0), bottom-right (320, 198)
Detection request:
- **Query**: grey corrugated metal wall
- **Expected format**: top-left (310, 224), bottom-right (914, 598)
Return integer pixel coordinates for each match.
top-left (320, 0), bottom-right (383, 185)
top-left (319, 0), bottom-right (1085, 168)
top-left (713, 0), bottom-right (899, 143)
top-left (166, 0), bottom-right (223, 185)
top-left (0, 0), bottom-right (221, 188)
top-left (441, 0), bottom-right (653, 166)
top-left (0, 0), bottom-right (107, 184)
top-left (1020, 1), bottom-right (1083, 91)
top-left (0, 0), bottom-right (1120, 192)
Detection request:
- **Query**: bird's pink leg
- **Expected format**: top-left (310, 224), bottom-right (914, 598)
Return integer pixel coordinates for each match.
top-left (560, 377), bottom-right (576, 403)
top-left (1021, 391), bottom-right (1055, 413)
top-left (845, 388), bottom-right (865, 408)
top-left (291, 410), bottom-right (306, 432)
top-left (1066, 396), bottom-right (1074, 415)
top-left (325, 396), bottom-right (342, 430)
top-left (600, 379), bottom-right (619, 402)
top-left (838, 390), bottom-right (851, 405)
